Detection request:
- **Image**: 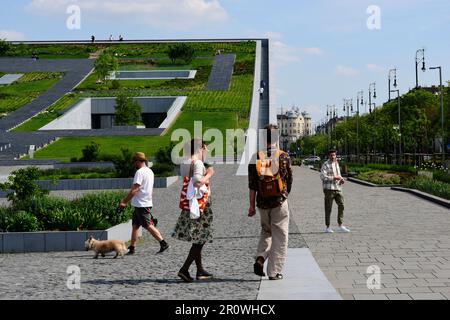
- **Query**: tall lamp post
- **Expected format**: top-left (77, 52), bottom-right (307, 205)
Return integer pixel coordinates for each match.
top-left (415, 48), bottom-right (426, 89)
top-left (343, 98), bottom-right (353, 160)
top-left (356, 91), bottom-right (364, 161)
top-left (369, 83), bottom-right (377, 159)
top-left (391, 89), bottom-right (401, 164)
top-left (388, 68), bottom-right (397, 102)
top-left (326, 105), bottom-right (332, 149)
top-left (429, 66), bottom-right (445, 163)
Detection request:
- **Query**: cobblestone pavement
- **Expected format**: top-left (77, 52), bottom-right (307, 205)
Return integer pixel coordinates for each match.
top-left (0, 164), bottom-right (305, 300)
top-left (289, 166), bottom-right (450, 300)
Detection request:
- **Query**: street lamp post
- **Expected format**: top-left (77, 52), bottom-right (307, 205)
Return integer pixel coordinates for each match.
top-left (369, 83), bottom-right (377, 160)
top-left (388, 68), bottom-right (397, 102)
top-left (391, 89), bottom-right (401, 164)
top-left (343, 98), bottom-right (353, 160)
top-left (429, 66), bottom-right (445, 163)
top-left (415, 48), bottom-right (426, 89)
top-left (356, 91), bottom-right (364, 162)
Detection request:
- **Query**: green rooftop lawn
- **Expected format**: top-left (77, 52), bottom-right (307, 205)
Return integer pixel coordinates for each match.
top-left (30, 111), bottom-right (243, 161)
top-left (0, 72), bottom-right (63, 115)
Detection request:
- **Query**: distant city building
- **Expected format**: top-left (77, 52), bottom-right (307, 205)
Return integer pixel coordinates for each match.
top-left (277, 106), bottom-right (312, 148)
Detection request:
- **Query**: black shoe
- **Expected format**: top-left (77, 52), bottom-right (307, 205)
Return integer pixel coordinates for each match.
top-left (156, 243), bottom-right (169, 254)
top-left (253, 260), bottom-right (265, 277)
top-left (127, 246), bottom-right (135, 255)
top-left (178, 269), bottom-right (193, 283)
top-left (196, 270), bottom-right (213, 280)
top-left (269, 273), bottom-right (283, 280)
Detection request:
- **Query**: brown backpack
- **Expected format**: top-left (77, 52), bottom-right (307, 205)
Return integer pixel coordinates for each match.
top-left (256, 150), bottom-right (285, 197)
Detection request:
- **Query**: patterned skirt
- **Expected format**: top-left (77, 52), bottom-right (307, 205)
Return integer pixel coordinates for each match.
top-left (172, 202), bottom-right (213, 245)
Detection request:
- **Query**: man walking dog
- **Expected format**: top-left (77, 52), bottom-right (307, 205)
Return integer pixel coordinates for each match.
top-left (119, 152), bottom-right (169, 254)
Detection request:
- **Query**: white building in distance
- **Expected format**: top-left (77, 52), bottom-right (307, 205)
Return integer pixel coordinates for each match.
top-left (277, 107), bottom-right (312, 148)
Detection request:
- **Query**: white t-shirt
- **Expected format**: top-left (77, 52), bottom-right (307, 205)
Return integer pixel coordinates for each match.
top-left (131, 166), bottom-right (154, 208)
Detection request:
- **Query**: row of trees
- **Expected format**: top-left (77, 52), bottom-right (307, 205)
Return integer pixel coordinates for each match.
top-left (296, 87), bottom-right (450, 158)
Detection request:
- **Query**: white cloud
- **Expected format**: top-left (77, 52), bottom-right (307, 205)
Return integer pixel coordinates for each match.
top-left (27, 0), bottom-right (229, 30)
top-left (336, 65), bottom-right (359, 77)
top-left (302, 47), bottom-right (324, 55)
top-left (0, 30), bottom-right (26, 41)
top-left (260, 32), bottom-right (301, 67)
top-left (366, 63), bottom-right (385, 74)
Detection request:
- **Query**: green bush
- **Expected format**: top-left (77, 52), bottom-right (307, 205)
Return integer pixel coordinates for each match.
top-left (7, 211), bottom-right (40, 232)
top-left (79, 141), bottom-right (100, 162)
top-left (433, 170), bottom-right (450, 184)
top-left (0, 207), bottom-right (14, 232)
top-left (111, 79), bottom-right (121, 90)
top-left (292, 158), bottom-right (302, 166)
top-left (405, 176), bottom-right (450, 200)
top-left (112, 148), bottom-right (136, 178)
top-left (15, 196), bottom-right (71, 230)
top-left (72, 191), bottom-right (133, 227)
top-left (0, 167), bottom-right (49, 206)
top-left (151, 163), bottom-right (176, 177)
top-left (0, 39), bottom-right (11, 56)
top-left (357, 171), bottom-right (401, 185)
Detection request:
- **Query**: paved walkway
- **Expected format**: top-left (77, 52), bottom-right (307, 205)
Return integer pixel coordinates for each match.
top-left (1, 164), bottom-right (449, 300)
top-left (289, 166), bottom-right (450, 300)
top-left (0, 165), bottom-right (306, 299)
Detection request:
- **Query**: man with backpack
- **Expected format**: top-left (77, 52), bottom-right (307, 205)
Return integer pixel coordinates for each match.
top-left (248, 124), bottom-right (293, 280)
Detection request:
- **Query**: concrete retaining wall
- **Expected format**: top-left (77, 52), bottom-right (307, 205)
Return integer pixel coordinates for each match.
top-left (40, 98), bottom-right (91, 130)
top-left (35, 176), bottom-right (178, 191)
top-left (0, 219), bottom-right (142, 253)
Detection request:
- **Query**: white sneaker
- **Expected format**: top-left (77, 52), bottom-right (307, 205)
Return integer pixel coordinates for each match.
top-left (325, 227), bottom-right (334, 233)
top-left (337, 226), bottom-right (351, 233)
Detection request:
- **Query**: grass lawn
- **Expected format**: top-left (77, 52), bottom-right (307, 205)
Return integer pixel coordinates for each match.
top-left (0, 72), bottom-right (63, 114)
top-left (13, 93), bottom-right (80, 132)
top-left (31, 111), bottom-right (243, 161)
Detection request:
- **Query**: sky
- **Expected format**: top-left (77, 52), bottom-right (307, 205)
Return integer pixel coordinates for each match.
top-left (1, 0), bottom-right (450, 128)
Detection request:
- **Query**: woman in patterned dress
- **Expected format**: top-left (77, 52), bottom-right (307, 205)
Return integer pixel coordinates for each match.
top-left (172, 139), bottom-right (215, 282)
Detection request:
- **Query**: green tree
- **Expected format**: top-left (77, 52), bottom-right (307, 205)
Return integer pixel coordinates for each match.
top-left (112, 148), bottom-right (136, 178)
top-left (114, 94), bottom-right (143, 126)
top-left (94, 52), bottom-right (118, 82)
top-left (0, 167), bottom-right (49, 206)
top-left (166, 43), bottom-right (195, 64)
top-left (0, 39), bottom-right (11, 56)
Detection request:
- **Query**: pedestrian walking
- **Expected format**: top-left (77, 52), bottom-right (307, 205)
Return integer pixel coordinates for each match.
top-left (248, 124), bottom-right (293, 280)
top-left (91, 35), bottom-right (95, 43)
top-left (119, 152), bottom-right (169, 254)
top-left (259, 87), bottom-right (265, 99)
top-left (173, 139), bottom-right (215, 283)
top-left (320, 150), bottom-right (350, 233)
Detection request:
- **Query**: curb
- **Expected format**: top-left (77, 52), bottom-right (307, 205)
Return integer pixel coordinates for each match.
top-left (391, 187), bottom-right (450, 209)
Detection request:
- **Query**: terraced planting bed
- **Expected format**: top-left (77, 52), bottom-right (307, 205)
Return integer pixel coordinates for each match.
top-left (9, 41), bottom-right (255, 161)
top-left (0, 72), bottom-right (63, 116)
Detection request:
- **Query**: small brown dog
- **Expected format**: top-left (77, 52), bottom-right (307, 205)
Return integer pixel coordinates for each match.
top-left (84, 236), bottom-right (127, 259)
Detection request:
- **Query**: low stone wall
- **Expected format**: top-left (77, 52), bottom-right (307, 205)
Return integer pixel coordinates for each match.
top-left (0, 219), bottom-right (141, 253)
top-left (36, 176), bottom-right (178, 191)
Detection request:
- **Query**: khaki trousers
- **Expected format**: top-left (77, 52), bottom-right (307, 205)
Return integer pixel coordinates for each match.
top-left (256, 200), bottom-right (289, 277)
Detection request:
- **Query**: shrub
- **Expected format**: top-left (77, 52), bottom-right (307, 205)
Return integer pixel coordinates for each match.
top-left (15, 196), bottom-right (71, 230)
top-left (154, 142), bottom-right (176, 167)
top-left (152, 163), bottom-right (176, 177)
top-left (0, 39), bottom-right (11, 56)
top-left (111, 79), bottom-right (121, 90)
top-left (94, 52), bottom-right (118, 82)
top-left (0, 167), bottom-right (49, 206)
top-left (0, 207), bottom-right (14, 232)
top-left (112, 148), bottom-right (136, 178)
top-left (79, 141), bottom-right (100, 162)
top-left (72, 191), bottom-right (133, 227)
top-left (405, 176), bottom-right (450, 200)
top-left (357, 171), bottom-right (401, 185)
top-left (7, 211), bottom-right (40, 232)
